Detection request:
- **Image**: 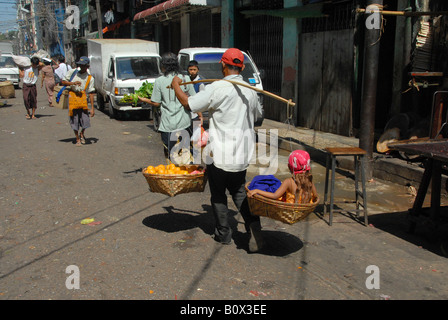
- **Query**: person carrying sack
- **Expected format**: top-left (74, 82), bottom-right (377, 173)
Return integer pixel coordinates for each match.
top-left (20, 56), bottom-right (41, 119)
top-left (61, 56), bottom-right (95, 147)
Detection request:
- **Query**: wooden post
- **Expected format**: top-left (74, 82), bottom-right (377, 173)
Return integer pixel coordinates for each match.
top-left (282, 0), bottom-right (300, 125)
top-left (391, 0), bottom-right (410, 116)
top-left (221, 0), bottom-right (234, 47)
top-left (96, 0), bottom-right (103, 39)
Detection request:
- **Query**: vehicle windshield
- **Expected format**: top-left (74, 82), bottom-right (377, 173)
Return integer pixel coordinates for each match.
top-left (191, 52), bottom-right (260, 84)
top-left (0, 56), bottom-right (16, 68)
top-left (116, 56), bottom-right (161, 80)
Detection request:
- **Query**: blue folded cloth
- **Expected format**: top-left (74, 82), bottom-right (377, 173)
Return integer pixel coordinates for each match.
top-left (56, 86), bottom-right (67, 103)
top-left (248, 175), bottom-right (282, 193)
top-left (56, 69), bottom-right (79, 103)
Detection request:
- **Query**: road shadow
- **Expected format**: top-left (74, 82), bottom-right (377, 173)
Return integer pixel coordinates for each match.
top-left (314, 203), bottom-right (368, 227)
top-left (34, 114), bottom-right (55, 119)
top-left (233, 229), bottom-right (303, 257)
top-left (58, 137), bottom-right (99, 145)
top-left (142, 204), bottom-right (215, 236)
top-left (84, 137), bottom-right (99, 144)
top-left (142, 204), bottom-right (303, 256)
top-left (119, 109), bottom-right (151, 121)
top-left (368, 209), bottom-right (448, 257)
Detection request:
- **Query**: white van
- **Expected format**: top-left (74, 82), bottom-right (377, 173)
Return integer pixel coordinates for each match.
top-left (178, 47), bottom-right (265, 126)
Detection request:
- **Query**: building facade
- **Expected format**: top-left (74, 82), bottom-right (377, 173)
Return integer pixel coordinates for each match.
top-left (24, 0), bottom-right (448, 143)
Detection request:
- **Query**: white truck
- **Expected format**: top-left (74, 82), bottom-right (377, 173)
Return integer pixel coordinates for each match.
top-left (178, 47), bottom-right (265, 126)
top-left (87, 39), bottom-right (161, 119)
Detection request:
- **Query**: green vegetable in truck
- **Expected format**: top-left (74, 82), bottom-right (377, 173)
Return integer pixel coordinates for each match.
top-left (120, 81), bottom-right (154, 106)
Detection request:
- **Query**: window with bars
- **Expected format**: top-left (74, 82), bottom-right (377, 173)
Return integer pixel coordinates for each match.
top-left (189, 10), bottom-right (221, 48)
top-left (302, 0), bottom-right (357, 33)
top-left (248, 0), bottom-right (283, 94)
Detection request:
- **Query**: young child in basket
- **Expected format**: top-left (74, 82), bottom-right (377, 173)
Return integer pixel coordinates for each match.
top-left (247, 150), bottom-right (318, 204)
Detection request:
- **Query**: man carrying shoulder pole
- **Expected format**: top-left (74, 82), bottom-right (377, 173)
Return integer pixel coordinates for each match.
top-left (171, 48), bottom-right (264, 253)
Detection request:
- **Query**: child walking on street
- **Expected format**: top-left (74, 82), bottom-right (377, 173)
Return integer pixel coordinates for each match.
top-left (247, 150), bottom-right (318, 204)
top-left (187, 60), bottom-right (204, 152)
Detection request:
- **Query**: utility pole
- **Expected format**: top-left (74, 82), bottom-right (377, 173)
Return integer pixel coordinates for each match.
top-left (96, 0), bottom-right (103, 38)
top-left (359, 0), bottom-right (383, 180)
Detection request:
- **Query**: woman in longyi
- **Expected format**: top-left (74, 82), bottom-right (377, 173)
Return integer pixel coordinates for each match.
top-left (40, 58), bottom-right (56, 108)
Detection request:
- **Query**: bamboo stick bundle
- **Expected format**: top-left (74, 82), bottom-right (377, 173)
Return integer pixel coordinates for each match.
top-left (356, 8), bottom-right (448, 17)
top-left (168, 79), bottom-right (296, 107)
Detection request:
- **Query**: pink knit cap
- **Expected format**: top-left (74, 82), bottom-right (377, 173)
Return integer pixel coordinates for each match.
top-left (288, 150), bottom-right (311, 174)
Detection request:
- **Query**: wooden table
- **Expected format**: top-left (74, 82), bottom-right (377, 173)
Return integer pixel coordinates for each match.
top-left (389, 139), bottom-right (448, 231)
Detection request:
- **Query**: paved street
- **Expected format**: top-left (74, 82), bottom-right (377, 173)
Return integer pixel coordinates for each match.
top-left (1, 85), bottom-right (448, 302)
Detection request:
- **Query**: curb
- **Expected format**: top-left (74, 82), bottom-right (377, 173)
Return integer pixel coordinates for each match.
top-left (256, 120), bottom-right (446, 193)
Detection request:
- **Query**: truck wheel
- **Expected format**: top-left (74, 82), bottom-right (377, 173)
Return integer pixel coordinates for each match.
top-left (97, 93), bottom-right (105, 111)
top-left (153, 107), bottom-right (161, 132)
top-left (108, 102), bottom-right (116, 119)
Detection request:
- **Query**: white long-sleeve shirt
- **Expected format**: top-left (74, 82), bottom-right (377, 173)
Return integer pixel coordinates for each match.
top-left (188, 74), bottom-right (262, 172)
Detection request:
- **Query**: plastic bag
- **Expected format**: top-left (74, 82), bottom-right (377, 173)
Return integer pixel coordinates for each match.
top-left (200, 128), bottom-right (209, 147)
top-left (191, 126), bottom-right (209, 148)
top-left (31, 49), bottom-right (49, 60)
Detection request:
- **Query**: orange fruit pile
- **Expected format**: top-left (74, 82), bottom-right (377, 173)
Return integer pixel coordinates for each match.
top-left (144, 163), bottom-right (197, 175)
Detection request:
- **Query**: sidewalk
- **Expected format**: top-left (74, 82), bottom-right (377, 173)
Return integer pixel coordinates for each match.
top-left (256, 118), bottom-right (446, 192)
top-left (2, 88), bottom-right (448, 300)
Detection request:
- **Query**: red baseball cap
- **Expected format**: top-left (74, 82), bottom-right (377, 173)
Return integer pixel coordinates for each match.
top-left (221, 48), bottom-right (244, 68)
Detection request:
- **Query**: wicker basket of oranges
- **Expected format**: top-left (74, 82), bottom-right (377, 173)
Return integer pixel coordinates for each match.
top-left (142, 163), bottom-right (207, 197)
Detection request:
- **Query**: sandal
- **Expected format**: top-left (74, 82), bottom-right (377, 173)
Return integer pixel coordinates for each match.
top-left (80, 137), bottom-right (86, 144)
top-left (75, 140), bottom-right (82, 146)
top-left (26, 114), bottom-right (31, 119)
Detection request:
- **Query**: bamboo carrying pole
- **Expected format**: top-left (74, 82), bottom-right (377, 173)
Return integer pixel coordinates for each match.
top-left (169, 79), bottom-right (296, 107)
top-left (356, 8), bottom-right (448, 17)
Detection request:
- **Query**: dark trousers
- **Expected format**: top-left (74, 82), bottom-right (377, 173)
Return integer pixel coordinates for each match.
top-left (207, 163), bottom-right (260, 243)
top-left (160, 127), bottom-right (192, 160)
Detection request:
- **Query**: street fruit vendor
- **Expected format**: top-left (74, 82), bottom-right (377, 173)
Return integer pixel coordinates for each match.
top-left (171, 48), bottom-right (264, 252)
